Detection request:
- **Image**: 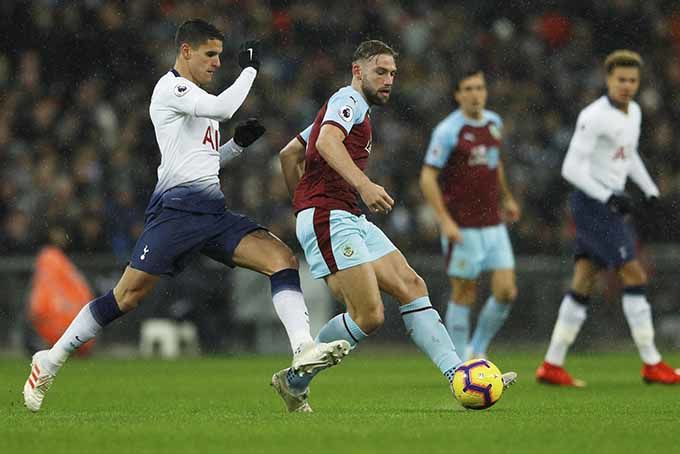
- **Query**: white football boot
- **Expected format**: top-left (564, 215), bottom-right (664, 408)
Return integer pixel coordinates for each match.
top-left (291, 340), bottom-right (351, 376)
top-left (271, 369), bottom-right (312, 413)
top-left (502, 371), bottom-right (518, 389)
top-left (23, 350), bottom-right (56, 412)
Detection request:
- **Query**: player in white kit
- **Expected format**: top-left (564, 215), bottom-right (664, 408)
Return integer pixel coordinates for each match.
top-left (536, 50), bottom-right (680, 386)
top-left (23, 19), bottom-right (348, 413)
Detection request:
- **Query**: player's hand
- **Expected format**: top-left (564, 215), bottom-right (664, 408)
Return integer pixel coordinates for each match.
top-left (234, 118), bottom-right (266, 147)
top-left (238, 40), bottom-right (261, 70)
top-left (606, 193), bottom-right (634, 215)
top-left (441, 217), bottom-right (463, 244)
top-left (642, 195), bottom-right (661, 216)
top-left (502, 196), bottom-right (521, 223)
top-left (357, 180), bottom-right (394, 214)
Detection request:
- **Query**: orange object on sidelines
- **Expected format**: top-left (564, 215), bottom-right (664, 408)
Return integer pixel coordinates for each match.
top-left (28, 246), bottom-right (95, 355)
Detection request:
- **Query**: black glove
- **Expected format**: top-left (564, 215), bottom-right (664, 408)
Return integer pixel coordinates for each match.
top-left (643, 195), bottom-right (660, 213)
top-left (234, 118), bottom-right (266, 147)
top-left (238, 40), bottom-right (261, 70)
top-left (606, 193), bottom-right (634, 215)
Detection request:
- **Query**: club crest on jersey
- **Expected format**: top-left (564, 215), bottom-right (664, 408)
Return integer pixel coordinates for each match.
top-left (342, 245), bottom-right (354, 257)
top-left (174, 83), bottom-right (190, 97)
top-left (340, 105), bottom-right (354, 122)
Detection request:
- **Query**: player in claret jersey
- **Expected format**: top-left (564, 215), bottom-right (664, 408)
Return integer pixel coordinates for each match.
top-left (23, 19), bottom-right (348, 413)
top-left (419, 69), bottom-right (520, 361)
top-left (536, 50), bottom-right (680, 386)
top-left (274, 40), bottom-right (517, 413)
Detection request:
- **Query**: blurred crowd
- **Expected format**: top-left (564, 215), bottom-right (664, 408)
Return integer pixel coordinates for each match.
top-left (2, 0), bottom-right (680, 260)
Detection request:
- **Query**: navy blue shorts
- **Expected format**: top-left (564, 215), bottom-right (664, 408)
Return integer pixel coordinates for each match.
top-left (569, 190), bottom-right (636, 269)
top-left (129, 207), bottom-right (264, 276)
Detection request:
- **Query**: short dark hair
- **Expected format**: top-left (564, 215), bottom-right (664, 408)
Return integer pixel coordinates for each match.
top-left (604, 50), bottom-right (642, 74)
top-left (453, 69), bottom-right (484, 91)
top-left (175, 19), bottom-right (224, 51)
top-left (352, 40), bottom-right (398, 63)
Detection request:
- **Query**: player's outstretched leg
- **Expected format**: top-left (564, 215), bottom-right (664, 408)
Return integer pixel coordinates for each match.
top-left (23, 267), bottom-right (157, 411)
top-left (22, 289), bottom-right (124, 411)
top-left (23, 350), bottom-right (56, 412)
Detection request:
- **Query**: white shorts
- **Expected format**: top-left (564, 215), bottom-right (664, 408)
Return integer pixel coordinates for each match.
top-left (296, 208), bottom-right (397, 279)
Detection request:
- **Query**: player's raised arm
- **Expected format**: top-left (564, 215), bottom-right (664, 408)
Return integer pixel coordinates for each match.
top-left (279, 126), bottom-right (310, 198)
top-left (194, 41), bottom-right (261, 121)
top-left (561, 111), bottom-right (612, 203)
top-left (316, 124), bottom-right (394, 214)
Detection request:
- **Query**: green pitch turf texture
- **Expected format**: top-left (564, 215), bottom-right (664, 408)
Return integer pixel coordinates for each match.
top-left (2, 349), bottom-right (678, 454)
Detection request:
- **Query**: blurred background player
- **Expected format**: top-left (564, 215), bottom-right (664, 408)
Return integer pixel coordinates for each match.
top-left (536, 50), bottom-right (680, 387)
top-left (23, 19), bottom-right (348, 412)
top-left (419, 70), bottom-right (520, 360)
top-left (275, 40), bottom-right (516, 413)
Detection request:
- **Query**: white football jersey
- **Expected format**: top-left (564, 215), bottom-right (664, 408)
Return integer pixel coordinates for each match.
top-left (147, 69), bottom-right (224, 213)
top-left (562, 96), bottom-right (658, 202)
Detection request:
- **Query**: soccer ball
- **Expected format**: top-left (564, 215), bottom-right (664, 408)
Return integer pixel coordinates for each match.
top-left (452, 359), bottom-right (504, 410)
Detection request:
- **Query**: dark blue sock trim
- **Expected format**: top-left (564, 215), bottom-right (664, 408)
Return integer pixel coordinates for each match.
top-left (88, 290), bottom-right (124, 326)
top-left (623, 285), bottom-right (646, 296)
top-left (342, 314), bottom-right (359, 343)
top-left (568, 290), bottom-right (590, 305)
top-left (270, 268), bottom-right (302, 294)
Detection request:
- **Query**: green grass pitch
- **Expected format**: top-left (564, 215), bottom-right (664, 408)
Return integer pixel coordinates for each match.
top-left (2, 349), bottom-right (678, 454)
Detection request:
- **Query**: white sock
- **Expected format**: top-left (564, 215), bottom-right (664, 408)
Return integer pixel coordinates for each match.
top-left (622, 293), bottom-right (662, 365)
top-left (545, 294), bottom-right (587, 366)
top-left (272, 290), bottom-right (314, 353)
top-left (46, 303), bottom-right (103, 374)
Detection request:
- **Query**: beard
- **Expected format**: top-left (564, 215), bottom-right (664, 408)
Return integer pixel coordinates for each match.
top-left (363, 82), bottom-right (389, 105)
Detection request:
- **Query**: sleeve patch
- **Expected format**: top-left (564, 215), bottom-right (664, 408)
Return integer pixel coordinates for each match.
top-left (174, 83), bottom-right (191, 97)
top-left (339, 105), bottom-right (354, 122)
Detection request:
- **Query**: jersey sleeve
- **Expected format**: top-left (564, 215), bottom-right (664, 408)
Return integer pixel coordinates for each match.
top-left (561, 110), bottom-right (612, 202)
top-left (321, 92), bottom-right (368, 136)
top-left (296, 124), bottom-right (313, 146)
top-left (424, 121), bottom-right (457, 168)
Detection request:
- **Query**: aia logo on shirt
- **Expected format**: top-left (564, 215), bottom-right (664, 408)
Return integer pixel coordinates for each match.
top-left (612, 146), bottom-right (626, 160)
top-left (203, 125), bottom-right (219, 151)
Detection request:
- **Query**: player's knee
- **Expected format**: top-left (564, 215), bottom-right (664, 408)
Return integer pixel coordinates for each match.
top-left (494, 284), bottom-right (517, 303)
top-left (453, 284), bottom-right (476, 305)
top-left (624, 267), bottom-right (647, 286)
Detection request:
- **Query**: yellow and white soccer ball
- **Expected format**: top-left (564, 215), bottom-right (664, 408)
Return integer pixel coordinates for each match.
top-left (452, 358), bottom-right (504, 410)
